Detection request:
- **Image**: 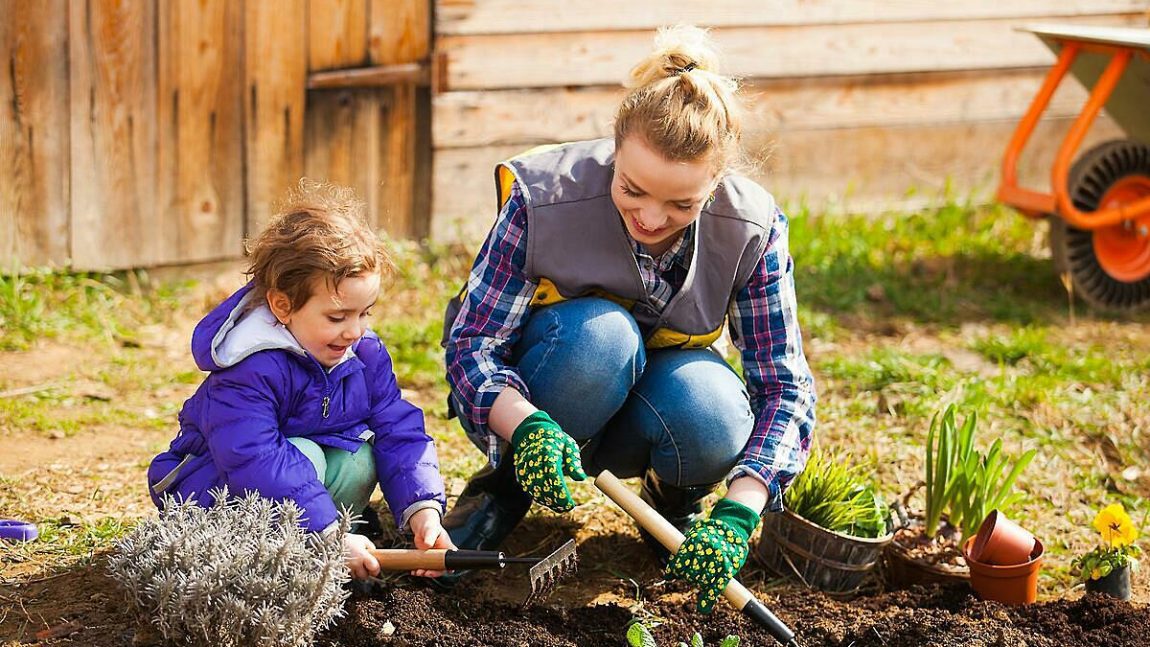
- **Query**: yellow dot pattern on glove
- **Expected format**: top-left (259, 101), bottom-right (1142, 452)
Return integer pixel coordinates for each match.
top-left (513, 426), bottom-right (587, 513)
top-left (665, 518), bottom-right (749, 613)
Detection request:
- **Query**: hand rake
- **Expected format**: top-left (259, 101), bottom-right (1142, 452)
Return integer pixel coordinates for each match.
top-left (370, 539), bottom-right (577, 605)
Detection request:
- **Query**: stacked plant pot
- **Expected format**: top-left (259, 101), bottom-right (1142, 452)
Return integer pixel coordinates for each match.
top-left (962, 510), bottom-right (1044, 605)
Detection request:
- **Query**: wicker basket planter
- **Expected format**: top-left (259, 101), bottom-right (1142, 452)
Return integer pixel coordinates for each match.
top-left (755, 507), bottom-right (894, 599)
top-left (884, 535), bottom-right (970, 588)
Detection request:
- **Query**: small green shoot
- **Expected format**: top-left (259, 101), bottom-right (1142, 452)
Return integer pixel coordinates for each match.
top-left (924, 404), bottom-right (1037, 540)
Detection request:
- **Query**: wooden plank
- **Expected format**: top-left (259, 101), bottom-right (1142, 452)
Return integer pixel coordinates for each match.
top-left (749, 119), bottom-right (1125, 213)
top-left (0, 1), bottom-right (70, 268)
top-left (308, 0), bottom-right (369, 71)
top-left (430, 143), bottom-right (531, 241)
top-left (412, 85), bottom-right (433, 240)
top-left (245, 0), bottom-right (307, 235)
top-left (379, 84), bottom-right (416, 237)
top-left (69, 0), bottom-right (159, 270)
top-left (429, 117), bottom-right (1125, 242)
top-left (433, 68), bottom-right (1104, 148)
top-left (156, 0), bottom-right (245, 264)
top-left (308, 63), bottom-right (428, 89)
top-left (436, 14), bottom-right (1146, 90)
top-left (370, 0), bottom-right (430, 64)
top-left (367, 0), bottom-right (431, 238)
top-left (304, 89), bottom-right (384, 230)
top-left (437, 0), bottom-right (1150, 35)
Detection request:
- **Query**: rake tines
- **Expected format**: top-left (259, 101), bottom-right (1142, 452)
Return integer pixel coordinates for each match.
top-left (522, 539), bottom-right (578, 607)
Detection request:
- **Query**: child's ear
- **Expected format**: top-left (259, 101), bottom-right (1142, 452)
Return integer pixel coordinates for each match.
top-left (267, 289), bottom-right (294, 324)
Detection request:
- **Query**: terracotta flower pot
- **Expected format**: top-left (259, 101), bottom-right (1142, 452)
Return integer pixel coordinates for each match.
top-left (963, 537), bottom-right (1044, 605)
top-left (1085, 566), bottom-right (1132, 601)
top-left (970, 510), bottom-right (1037, 566)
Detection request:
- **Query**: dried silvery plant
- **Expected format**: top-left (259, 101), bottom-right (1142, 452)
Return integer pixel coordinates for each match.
top-left (107, 489), bottom-right (350, 647)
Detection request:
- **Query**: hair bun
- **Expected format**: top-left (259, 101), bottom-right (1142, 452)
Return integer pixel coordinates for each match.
top-left (627, 25), bottom-right (721, 88)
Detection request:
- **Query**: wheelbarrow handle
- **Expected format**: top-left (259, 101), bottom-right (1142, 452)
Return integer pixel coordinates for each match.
top-left (594, 471), bottom-right (800, 647)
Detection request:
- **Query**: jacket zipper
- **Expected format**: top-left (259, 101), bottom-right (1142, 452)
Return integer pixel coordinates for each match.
top-left (312, 355), bottom-right (333, 420)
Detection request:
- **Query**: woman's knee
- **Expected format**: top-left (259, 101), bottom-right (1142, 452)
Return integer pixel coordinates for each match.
top-left (523, 297), bottom-right (643, 371)
top-left (638, 355), bottom-right (754, 484)
top-left (516, 298), bottom-right (645, 411)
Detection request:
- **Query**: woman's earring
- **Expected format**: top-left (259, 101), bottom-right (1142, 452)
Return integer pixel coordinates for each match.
top-left (707, 193), bottom-right (716, 205)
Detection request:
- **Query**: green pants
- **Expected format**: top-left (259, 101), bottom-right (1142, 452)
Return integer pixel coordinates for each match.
top-left (288, 437), bottom-right (377, 516)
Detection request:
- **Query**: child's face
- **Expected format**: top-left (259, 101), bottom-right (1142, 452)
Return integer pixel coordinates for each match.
top-left (272, 272), bottom-right (381, 368)
top-left (611, 135), bottom-right (718, 255)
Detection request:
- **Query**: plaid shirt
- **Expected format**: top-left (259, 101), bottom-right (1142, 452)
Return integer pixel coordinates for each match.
top-left (444, 182), bottom-right (816, 510)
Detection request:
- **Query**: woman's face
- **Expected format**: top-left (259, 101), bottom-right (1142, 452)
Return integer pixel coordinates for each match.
top-left (611, 136), bottom-right (718, 255)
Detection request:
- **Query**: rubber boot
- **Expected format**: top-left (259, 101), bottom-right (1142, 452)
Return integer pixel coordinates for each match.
top-left (638, 469), bottom-right (717, 565)
top-left (434, 452), bottom-right (533, 586)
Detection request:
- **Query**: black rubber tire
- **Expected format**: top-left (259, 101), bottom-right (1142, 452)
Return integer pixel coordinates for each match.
top-left (1048, 139), bottom-right (1150, 311)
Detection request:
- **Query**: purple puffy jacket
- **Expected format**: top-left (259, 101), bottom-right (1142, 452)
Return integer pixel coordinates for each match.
top-left (147, 283), bottom-right (446, 532)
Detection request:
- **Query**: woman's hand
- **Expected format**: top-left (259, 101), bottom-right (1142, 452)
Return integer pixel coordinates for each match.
top-left (511, 411), bottom-right (587, 512)
top-left (409, 508), bottom-right (456, 578)
top-left (342, 532), bottom-right (381, 580)
top-left (666, 498), bottom-right (761, 613)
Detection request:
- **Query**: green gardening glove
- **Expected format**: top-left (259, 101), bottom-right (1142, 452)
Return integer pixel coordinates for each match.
top-left (666, 498), bottom-right (760, 613)
top-left (511, 411), bottom-right (588, 513)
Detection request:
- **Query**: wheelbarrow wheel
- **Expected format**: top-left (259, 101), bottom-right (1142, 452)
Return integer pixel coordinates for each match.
top-left (1049, 139), bottom-right (1150, 311)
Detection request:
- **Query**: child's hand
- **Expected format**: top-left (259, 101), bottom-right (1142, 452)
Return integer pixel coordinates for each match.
top-left (409, 508), bottom-right (455, 578)
top-left (342, 532), bottom-right (381, 580)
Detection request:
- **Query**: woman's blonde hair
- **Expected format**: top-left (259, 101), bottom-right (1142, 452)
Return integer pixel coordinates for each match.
top-left (614, 25), bottom-right (744, 172)
top-left (245, 179), bottom-right (393, 312)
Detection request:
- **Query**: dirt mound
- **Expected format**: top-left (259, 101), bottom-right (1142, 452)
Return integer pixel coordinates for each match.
top-left (312, 579), bottom-right (1150, 647)
top-left (5, 563), bottom-right (1149, 647)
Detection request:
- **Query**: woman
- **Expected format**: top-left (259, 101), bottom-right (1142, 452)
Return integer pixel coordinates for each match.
top-left (441, 25), bottom-right (816, 612)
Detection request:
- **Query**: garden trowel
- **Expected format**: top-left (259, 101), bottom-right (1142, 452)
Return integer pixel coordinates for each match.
top-left (595, 471), bottom-right (802, 647)
top-left (369, 539), bottom-right (577, 604)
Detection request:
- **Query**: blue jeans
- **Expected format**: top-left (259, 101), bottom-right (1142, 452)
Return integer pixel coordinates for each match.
top-left (459, 298), bottom-right (755, 487)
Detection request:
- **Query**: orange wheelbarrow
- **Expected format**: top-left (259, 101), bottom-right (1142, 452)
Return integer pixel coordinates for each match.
top-left (998, 24), bottom-right (1150, 310)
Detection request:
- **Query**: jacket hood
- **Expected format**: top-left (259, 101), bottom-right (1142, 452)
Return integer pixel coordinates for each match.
top-left (191, 282), bottom-right (306, 372)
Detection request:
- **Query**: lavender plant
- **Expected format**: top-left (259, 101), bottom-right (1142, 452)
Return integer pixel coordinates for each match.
top-left (107, 489), bottom-right (350, 646)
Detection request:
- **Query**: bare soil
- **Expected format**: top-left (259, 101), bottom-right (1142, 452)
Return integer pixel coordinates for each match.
top-left (4, 556), bottom-right (1148, 647)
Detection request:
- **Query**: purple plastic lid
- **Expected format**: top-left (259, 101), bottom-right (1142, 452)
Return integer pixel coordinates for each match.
top-left (0, 519), bottom-right (38, 542)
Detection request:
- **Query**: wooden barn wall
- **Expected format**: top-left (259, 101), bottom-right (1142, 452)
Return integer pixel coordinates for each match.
top-left (1, 1), bottom-right (70, 268)
top-left (0, 0), bottom-right (429, 271)
top-left (429, 0), bottom-right (1147, 242)
top-left (304, 0), bottom-right (431, 241)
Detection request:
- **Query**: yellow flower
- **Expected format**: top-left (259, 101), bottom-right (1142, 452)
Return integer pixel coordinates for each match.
top-left (1092, 503), bottom-right (1138, 548)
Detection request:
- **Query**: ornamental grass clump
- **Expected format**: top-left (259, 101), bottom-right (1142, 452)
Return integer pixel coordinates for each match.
top-left (1072, 503), bottom-right (1142, 582)
top-left (107, 489), bottom-right (350, 647)
top-left (784, 449), bottom-right (890, 539)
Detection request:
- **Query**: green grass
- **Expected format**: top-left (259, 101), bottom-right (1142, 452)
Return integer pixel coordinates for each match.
top-left (789, 200), bottom-right (1069, 323)
top-left (0, 269), bottom-right (190, 351)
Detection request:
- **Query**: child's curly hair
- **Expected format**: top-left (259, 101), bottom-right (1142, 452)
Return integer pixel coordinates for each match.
top-left (246, 179), bottom-right (394, 312)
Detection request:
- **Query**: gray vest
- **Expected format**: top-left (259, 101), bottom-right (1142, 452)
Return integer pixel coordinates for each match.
top-left (447, 138), bottom-right (777, 349)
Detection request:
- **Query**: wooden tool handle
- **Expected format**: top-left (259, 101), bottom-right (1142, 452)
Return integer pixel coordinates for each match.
top-left (594, 470), bottom-right (754, 608)
top-left (368, 548), bottom-right (449, 571)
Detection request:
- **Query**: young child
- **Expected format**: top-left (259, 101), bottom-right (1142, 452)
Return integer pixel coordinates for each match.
top-left (148, 180), bottom-right (451, 579)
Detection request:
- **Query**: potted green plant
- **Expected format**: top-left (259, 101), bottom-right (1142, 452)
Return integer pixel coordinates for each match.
top-left (1072, 503), bottom-right (1142, 601)
top-left (754, 448), bottom-right (893, 599)
top-left (885, 405), bottom-right (1037, 588)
